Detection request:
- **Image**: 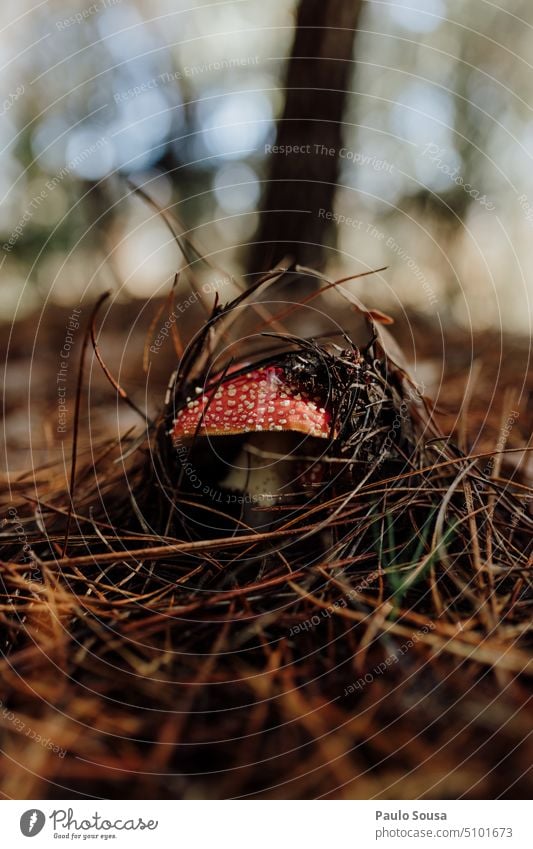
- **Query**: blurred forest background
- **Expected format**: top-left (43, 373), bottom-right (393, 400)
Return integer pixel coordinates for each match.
top-left (1, 0), bottom-right (532, 473)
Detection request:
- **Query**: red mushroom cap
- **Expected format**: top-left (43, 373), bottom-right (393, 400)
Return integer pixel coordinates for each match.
top-left (172, 365), bottom-right (333, 441)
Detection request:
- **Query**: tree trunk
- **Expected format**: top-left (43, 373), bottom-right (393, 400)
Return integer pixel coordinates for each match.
top-left (249, 0), bottom-right (363, 276)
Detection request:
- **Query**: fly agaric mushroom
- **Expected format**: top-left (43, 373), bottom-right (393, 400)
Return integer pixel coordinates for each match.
top-left (171, 364), bottom-right (335, 522)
